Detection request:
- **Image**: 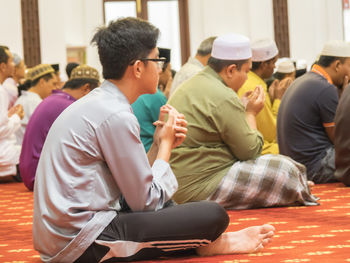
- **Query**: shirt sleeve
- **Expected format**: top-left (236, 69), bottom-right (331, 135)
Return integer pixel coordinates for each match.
top-left (318, 86), bottom-right (338, 127)
top-left (95, 111), bottom-right (178, 212)
top-left (211, 96), bottom-right (263, 160)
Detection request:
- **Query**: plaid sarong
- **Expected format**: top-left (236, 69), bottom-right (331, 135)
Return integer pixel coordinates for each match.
top-left (207, 154), bottom-right (319, 209)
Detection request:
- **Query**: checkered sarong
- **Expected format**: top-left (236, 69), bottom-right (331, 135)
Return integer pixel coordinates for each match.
top-left (207, 154), bottom-right (319, 209)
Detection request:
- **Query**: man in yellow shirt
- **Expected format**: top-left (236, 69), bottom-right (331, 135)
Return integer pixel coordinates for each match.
top-left (238, 39), bottom-right (290, 154)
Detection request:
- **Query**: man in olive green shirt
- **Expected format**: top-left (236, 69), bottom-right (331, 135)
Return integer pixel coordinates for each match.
top-left (168, 34), bottom-right (318, 209)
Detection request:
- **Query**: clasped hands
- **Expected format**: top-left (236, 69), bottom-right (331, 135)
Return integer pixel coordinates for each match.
top-left (8, 104), bottom-right (24, 120)
top-left (269, 77), bottom-right (293, 101)
top-left (241, 85), bottom-right (265, 116)
top-left (153, 104), bottom-right (188, 149)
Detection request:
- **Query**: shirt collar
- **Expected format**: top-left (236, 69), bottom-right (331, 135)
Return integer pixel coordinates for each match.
top-left (188, 57), bottom-right (204, 68)
top-left (311, 64), bottom-right (333, 85)
top-left (52, 89), bottom-right (76, 101)
top-left (249, 71), bottom-right (264, 81)
top-left (103, 80), bottom-right (131, 105)
top-left (203, 66), bottom-right (228, 86)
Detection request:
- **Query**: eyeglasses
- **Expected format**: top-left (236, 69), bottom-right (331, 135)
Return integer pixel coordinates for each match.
top-left (130, 57), bottom-right (167, 69)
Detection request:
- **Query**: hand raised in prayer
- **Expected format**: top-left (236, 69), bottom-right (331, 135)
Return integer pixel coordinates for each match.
top-left (268, 79), bottom-right (279, 103)
top-left (275, 77), bottom-right (293, 100)
top-left (8, 104), bottom-right (24, 120)
top-left (153, 104), bottom-right (187, 149)
top-left (245, 85), bottom-right (265, 116)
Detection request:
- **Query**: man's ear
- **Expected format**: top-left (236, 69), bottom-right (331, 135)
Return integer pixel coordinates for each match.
top-left (333, 59), bottom-right (342, 72)
top-left (38, 77), bottom-right (46, 86)
top-left (226, 64), bottom-right (237, 78)
top-left (132, 60), bottom-right (144, 79)
top-left (81, 83), bottom-right (92, 95)
top-left (0, 62), bottom-right (6, 72)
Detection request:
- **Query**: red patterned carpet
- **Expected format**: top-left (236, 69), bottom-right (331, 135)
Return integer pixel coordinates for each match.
top-left (0, 181), bottom-right (350, 262)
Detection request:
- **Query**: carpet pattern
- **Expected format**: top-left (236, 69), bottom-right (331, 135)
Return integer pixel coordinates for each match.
top-left (0, 182), bottom-right (349, 263)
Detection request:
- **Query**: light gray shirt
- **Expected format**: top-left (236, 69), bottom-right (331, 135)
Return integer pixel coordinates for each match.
top-left (33, 80), bottom-right (178, 262)
top-left (169, 57), bottom-right (204, 97)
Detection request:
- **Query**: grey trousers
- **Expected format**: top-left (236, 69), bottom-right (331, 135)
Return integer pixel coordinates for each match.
top-left (309, 147), bottom-right (336, 184)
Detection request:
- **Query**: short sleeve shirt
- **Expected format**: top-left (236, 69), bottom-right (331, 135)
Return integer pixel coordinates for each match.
top-left (277, 71), bottom-right (338, 175)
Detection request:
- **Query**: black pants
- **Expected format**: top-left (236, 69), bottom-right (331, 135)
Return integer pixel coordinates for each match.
top-left (13, 164), bottom-right (22, 182)
top-left (75, 201), bottom-right (229, 262)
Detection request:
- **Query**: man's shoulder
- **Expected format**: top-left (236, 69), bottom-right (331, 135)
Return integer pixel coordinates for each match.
top-left (174, 63), bottom-right (202, 82)
top-left (238, 72), bottom-right (264, 96)
top-left (181, 60), bottom-right (202, 72)
top-left (50, 85), bottom-right (133, 134)
top-left (170, 70), bottom-right (239, 111)
top-left (16, 91), bottom-right (41, 104)
top-left (34, 95), bottom-right (72, 118)
top-left (296, 72), bottom-right (333, 89)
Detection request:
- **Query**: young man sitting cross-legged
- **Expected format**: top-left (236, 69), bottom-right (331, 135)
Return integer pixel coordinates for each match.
top-left (33, 17), bottom-right (274, 262)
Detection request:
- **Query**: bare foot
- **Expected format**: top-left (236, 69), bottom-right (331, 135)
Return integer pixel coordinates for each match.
top-left (307, 181), bottom-right (315, 191)
top-left (196, 224), bottom-right (275, 256)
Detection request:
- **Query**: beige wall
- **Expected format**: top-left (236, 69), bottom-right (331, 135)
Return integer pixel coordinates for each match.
top-left (38, 0), bottom-right (103, 80)
top-left (0, 0), bottom-right (23, 57)
top-left (288, 0), bottom-right (344, 65)
top-left (0, 0), bottom-right (345, 76)
top-left (188, 0), bottom-right (274, 57)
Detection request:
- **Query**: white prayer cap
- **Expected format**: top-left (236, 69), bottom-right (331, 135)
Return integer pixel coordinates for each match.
top-left (296, 59), bottom-right (307, 70)
top-left (211, 33), bottom-right (252, 60)
top-left (276, 59), bottom-right (295, 73)
top-left (251, 38), bottom-right (278, 62)
top-left (320, 40), bottom-right (350, 57)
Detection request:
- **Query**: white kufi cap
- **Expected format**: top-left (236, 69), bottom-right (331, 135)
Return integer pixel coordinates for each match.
top-left (276, 59), bottom-right (295, 73)
top-left (296, 59), bottom-right (307, 70)
top-left (252, 38), bottom-right (278, 62)
top-left (211, 33), bottom-right (252, 60)
top-left (320, 40), bottom-right (350, 57)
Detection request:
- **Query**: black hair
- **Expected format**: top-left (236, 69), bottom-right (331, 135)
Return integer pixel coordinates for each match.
top-left (0, 47), bottom-right (9, 64)
top-left (208, 56), bottom-right (249, 73)
top-left (91, 17), bottom-right (159, 80)
top-left (51, 64), bottom-right (60, 73)
top-left (62, 78), bottom-right (99, 90)
top-left (296, 68), bottom-right (307, 78)
top-left (31, 73), bottom-right (54, 87)
top-left (159, 48), bottom-right (170, 63)
top-left (65, 62), bottom-right (79, 78)
top-left (317, 55), bottom-right (346, 67)
top-left (18, 79), bottom-right (31, 96)
top-left (159, 47), bottom-right (171, 72)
